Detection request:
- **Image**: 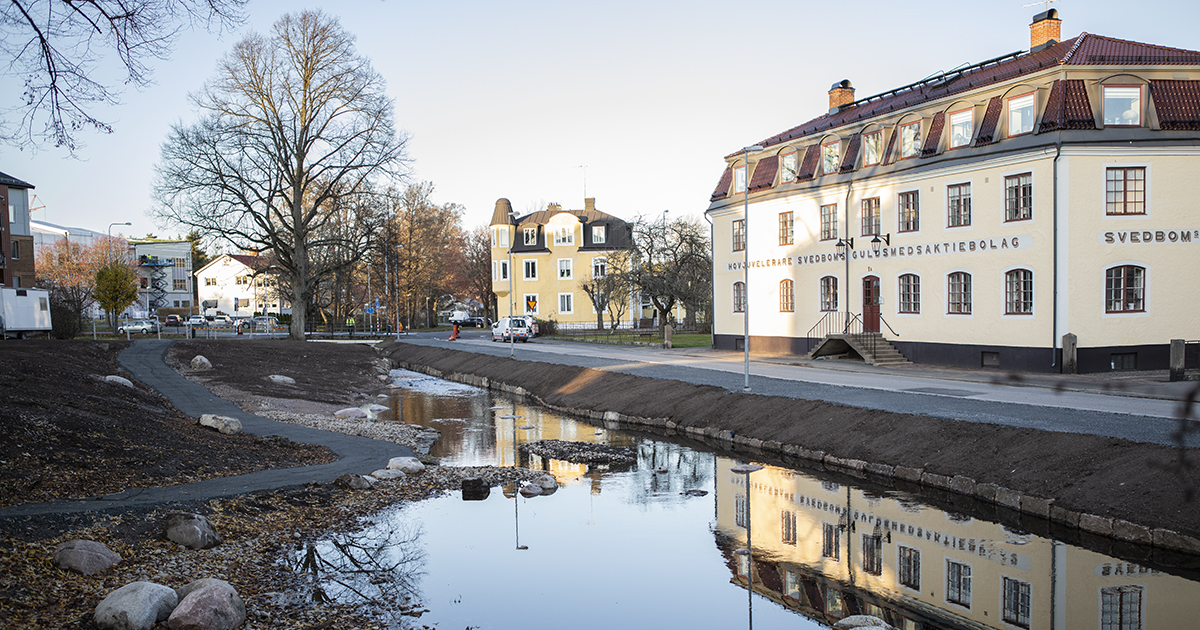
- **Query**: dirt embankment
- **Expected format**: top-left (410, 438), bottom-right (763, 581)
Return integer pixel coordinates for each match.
top-left (379, 342), bottom-right (1200, 542)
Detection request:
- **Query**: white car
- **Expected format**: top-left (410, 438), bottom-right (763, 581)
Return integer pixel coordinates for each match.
top-left (187, 316), bottom-right (207, 327)
top-left (491, 317), bottom-right (530, 342)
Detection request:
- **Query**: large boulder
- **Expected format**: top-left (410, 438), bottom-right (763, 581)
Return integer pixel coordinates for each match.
top-left (198, 414), bottom-right (242, 435)
top-left (104, 375), bottom-right (135, 388)
top-left (53, 540), bottom-right (121, 575)
top-left (267, 374), bottom-right (295, 385)
top-left (163, 513), bottom-right (223, 550)
top-left (190, 356), bottom-right (212, 370)
top-left (334, 407), bottom-right (367, 419)
top-left (168, 579), bottom-right (245, 630)
top-left (334, 474), bottom-right (373, 490)
top-left (835, 616), bottom-right (896, 630)
top-left (386, 457), bottom-right (425, 474)
top-left (519, 482), bottom-right (543, 498)
top-left (369, 468), bottom-right (407, 481)
top-left (93, 581), bottom-right (178, 630)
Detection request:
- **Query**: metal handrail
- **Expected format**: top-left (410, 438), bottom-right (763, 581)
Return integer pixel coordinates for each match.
top-left (806, 312), bottom-right (899, 363)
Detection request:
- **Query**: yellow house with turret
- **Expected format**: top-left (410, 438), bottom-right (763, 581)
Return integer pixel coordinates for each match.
top-left (490, 197), bottom-right (634, 330)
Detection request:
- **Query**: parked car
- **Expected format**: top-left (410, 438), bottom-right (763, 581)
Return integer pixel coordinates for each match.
top-left (164, 314), bottom-right (182, 326)
top-left (187, 315), bottom-right (207, 327)
top-left (491, 316), bottom-right (530, 342)
top-left (462, 317), bottom-right (487, 328)
top-left (251, 315), bottom-right (279, 331)
top-left (118, 319), bottom-right (159, 334)
top-left (212, 315), bottom-right (232, 326)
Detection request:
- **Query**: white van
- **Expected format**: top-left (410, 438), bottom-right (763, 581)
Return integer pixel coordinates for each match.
top-left (491, 316), bottom-right (530, 342)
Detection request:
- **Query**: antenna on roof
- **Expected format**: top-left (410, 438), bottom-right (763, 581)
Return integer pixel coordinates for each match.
top-left (577, 165), bottom-right (588, 198)
top-left (1022, 0), bottom-right (1055, 9)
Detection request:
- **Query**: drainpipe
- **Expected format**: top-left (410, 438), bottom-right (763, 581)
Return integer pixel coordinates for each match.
top-left (843, 181), bottom-right (854, 326)
top-left (1052, 139), bottom-right (1062, 371)
top-left (704, 209), bottom-right (715, 349)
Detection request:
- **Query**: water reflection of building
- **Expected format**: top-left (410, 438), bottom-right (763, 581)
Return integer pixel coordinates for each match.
top-left (714, 456), bottom-right (1200, 629)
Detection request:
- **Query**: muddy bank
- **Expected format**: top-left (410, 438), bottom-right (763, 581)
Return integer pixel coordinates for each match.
top-left (378, 342), bottom-right (1200, 551)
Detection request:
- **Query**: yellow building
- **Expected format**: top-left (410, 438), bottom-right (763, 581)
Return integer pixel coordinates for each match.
top-left (490, 197), bottom-right (634, 329)
top-left (715, 456), bottom-right (1200, 629)
top-left (706, 10), bottom-right (1200, 372)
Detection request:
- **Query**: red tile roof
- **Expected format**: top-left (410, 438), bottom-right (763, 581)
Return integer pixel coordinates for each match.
top-left (749, 155), bottom-right (779, 192)
top-left (1039, 79), bottom-right (1096, 132)
top-left (839, 133), bottom-right (862, 172)
top-left (1149, 80), bottom-right (1200, 130)
top-left (973, 97), bottom-right (1004, 146)
top-left (921, 111), bottom-right (946, 158)
top-left (710, 166), bottom-right (733, 202)
top-left (728, 33), bottom-right (1200, 157)
top-left (795, 145), bottom-right (820, 182)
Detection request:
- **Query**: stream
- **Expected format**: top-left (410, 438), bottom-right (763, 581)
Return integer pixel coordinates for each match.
top-left (290, 369), bottom-right (1200, 629)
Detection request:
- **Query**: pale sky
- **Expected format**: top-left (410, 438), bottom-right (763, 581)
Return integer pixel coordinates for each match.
top-left (3, 0), bottom-right (1198, 244)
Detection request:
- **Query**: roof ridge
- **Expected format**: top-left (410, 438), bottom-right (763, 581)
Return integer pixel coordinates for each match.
top-left (1082, 32), bottom-right (1200, 56)
top-left (1061, 32), bottom-right (1088, 65)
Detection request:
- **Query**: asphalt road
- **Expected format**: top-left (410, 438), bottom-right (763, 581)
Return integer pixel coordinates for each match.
top-left (395, 331), bottom-right (1200, 449)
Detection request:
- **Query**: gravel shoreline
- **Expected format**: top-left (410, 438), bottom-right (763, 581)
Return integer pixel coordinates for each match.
top-left (0, 375), bottom-right (546, 629)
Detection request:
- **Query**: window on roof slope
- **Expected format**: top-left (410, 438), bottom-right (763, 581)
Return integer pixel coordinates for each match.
top-left (822, 140), bottom-right (840, 174)
top-left (1103, 85), bottom-right (1142, 126)
top-left (524, 227), bottom-right (537, 245)
top-left (592, 225), bottom-right (606, 243)
top-left (863, 131), bottom-right (883, 166)
top-left (900, 121), bottom-right (921, 159)
top-left (1008, 93), bottom-right (1036, 136)
top-left (781, 149), bottom-right (798, 182)
top-left (734, 165), bottom-right (747, 194)
top-left (949, 109), bottom-right (973, 148)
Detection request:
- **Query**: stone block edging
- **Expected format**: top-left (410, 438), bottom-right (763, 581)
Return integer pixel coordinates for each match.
top-left (390, 359), bottom-right (1200, 555)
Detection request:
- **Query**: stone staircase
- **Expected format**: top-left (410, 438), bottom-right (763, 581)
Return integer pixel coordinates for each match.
top-left (808, 333), bottom-right (910, 366)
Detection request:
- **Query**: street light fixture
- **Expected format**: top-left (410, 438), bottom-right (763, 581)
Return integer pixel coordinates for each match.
top-left (740, 145), bottom-right (763, 392)
top-left (731, 462), bottom-right (764, 628)
top-left (871, 233), bottom-right (891, 254)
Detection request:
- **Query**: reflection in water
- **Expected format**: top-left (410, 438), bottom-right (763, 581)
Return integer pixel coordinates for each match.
top-left (299, 369), bottom-right (1200, 629)
top-left (288, 519), bottom-right (427, 623)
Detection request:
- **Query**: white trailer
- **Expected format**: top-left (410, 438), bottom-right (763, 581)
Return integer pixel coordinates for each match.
top-left (0, 287), bottom-right (53, 339)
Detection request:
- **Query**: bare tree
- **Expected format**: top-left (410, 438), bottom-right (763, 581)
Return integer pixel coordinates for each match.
top-left (449, 225), bottom-right (494, 320)
top-left (153, 10), bottom-right (408, 339)
top-left (579, 248), bottom-right (632, 331)
top-left (629, 215), bottom-right (711, 333)
top-left (1, 0), bottom-right (247, 153)
top-left (387, 182), bottom-right (462, 328)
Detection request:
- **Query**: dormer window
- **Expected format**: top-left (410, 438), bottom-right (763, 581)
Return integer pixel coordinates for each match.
top-left (554, 226), bottom-right (574, 246)
top-left (900, 121), bottom-right (921, 159)
top-left (1007, 93), bottom-right (1036, 136)
top-left (592, 225), bottom-right (606, 244)
top-left (733, 164), bottom-right (747, 193)
top-left (949, 109), bottom-right (973, 148)
top-left (1103, 85), bottom-right (1142, 126)
top-left (822, 140), bottom-right (840, 174)
top-left (862, 131), bottom-right (883, 166)
top-left (781, 148), bottom-right (798, 182)
top-left (523, 227), bottom-right (537, 245)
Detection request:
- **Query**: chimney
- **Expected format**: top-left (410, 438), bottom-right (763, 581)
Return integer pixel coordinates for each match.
top-left (1030, 9), bottom-right (1061, 52)
top-left (828, 80), bottom-right (855, 114)
top-left (584, 197), bottom-right (595, 213)
top-left (548, 203), bottom-right (562, 213)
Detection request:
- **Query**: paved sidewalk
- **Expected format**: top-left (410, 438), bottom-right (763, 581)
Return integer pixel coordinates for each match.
top-left (0, 340), bottom-right (413, 518)
top-left (401, 333), bottom-right (1200, 448)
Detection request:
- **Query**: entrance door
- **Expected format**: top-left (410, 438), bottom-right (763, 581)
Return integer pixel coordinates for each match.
top-left (862, 275), bottom-right (880, 333)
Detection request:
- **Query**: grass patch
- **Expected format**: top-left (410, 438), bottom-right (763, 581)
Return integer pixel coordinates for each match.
top-left (548, 330), bottom-right (711, 349)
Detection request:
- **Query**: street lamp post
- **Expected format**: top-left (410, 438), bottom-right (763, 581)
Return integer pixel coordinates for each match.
top-left (740, 146), bottom-right (763, 392)
top-left (731, 462), bottom-right (764, 628)
top-left (508, 210), bottom-right (518, 359)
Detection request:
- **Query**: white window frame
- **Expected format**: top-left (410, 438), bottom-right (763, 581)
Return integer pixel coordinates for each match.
top-left (1007, 92), bottom-right (1036, 137)
top-left (498, 260), bottom-right (509, 281)
top-left (898, 545), bottom-right (920, 591)
top-left (522, 259), bottom-right (537, 281)
top-left (897, 272), bottom-right (921, 315)
top-left (946, 558), bottom-right (972, 608)
top-left (781, 149), bottom-right (798, 182)
top-left (949, 108), bottom-right (973, 148)
top-left (558, 258), bottom-right (572, 279)
top-left (1001, 577), bottom-right (1032, 628)
top-left (524, 227), bottom-right (537, 246)
top-left (947, 181), bottom-right (972, 228)
top-left (822, 139), bottom-right (840, 174)
top-left (1103, 261), bottom-right (1149, 317)
top-left (592, 257), bottom-right (607, 278)
top-left (523, 293), bottom-right (539, 315)
top-left (558, 292), bottom-right (574, 314)
top-left (862, 130), bottom-right (883, 166)
top-left (900, 121), bottom-right (921, 159)
top-left (1003, 266), bottom-right (1035, 317)
top-left (1103, 163), bottom-right (1150, 217)
top-left (734, 164), bottom-right (747, 194)
top-left (554, 226), bottom-right (574, 246)
top-left (592, 225), bottom-right (606, 244)
top-left (733, 281), bottom-right (746, 313)
top-left (1103, 85), bottom-right (1143, 127)
top-left (946, 270), bottom-right (973, 317)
